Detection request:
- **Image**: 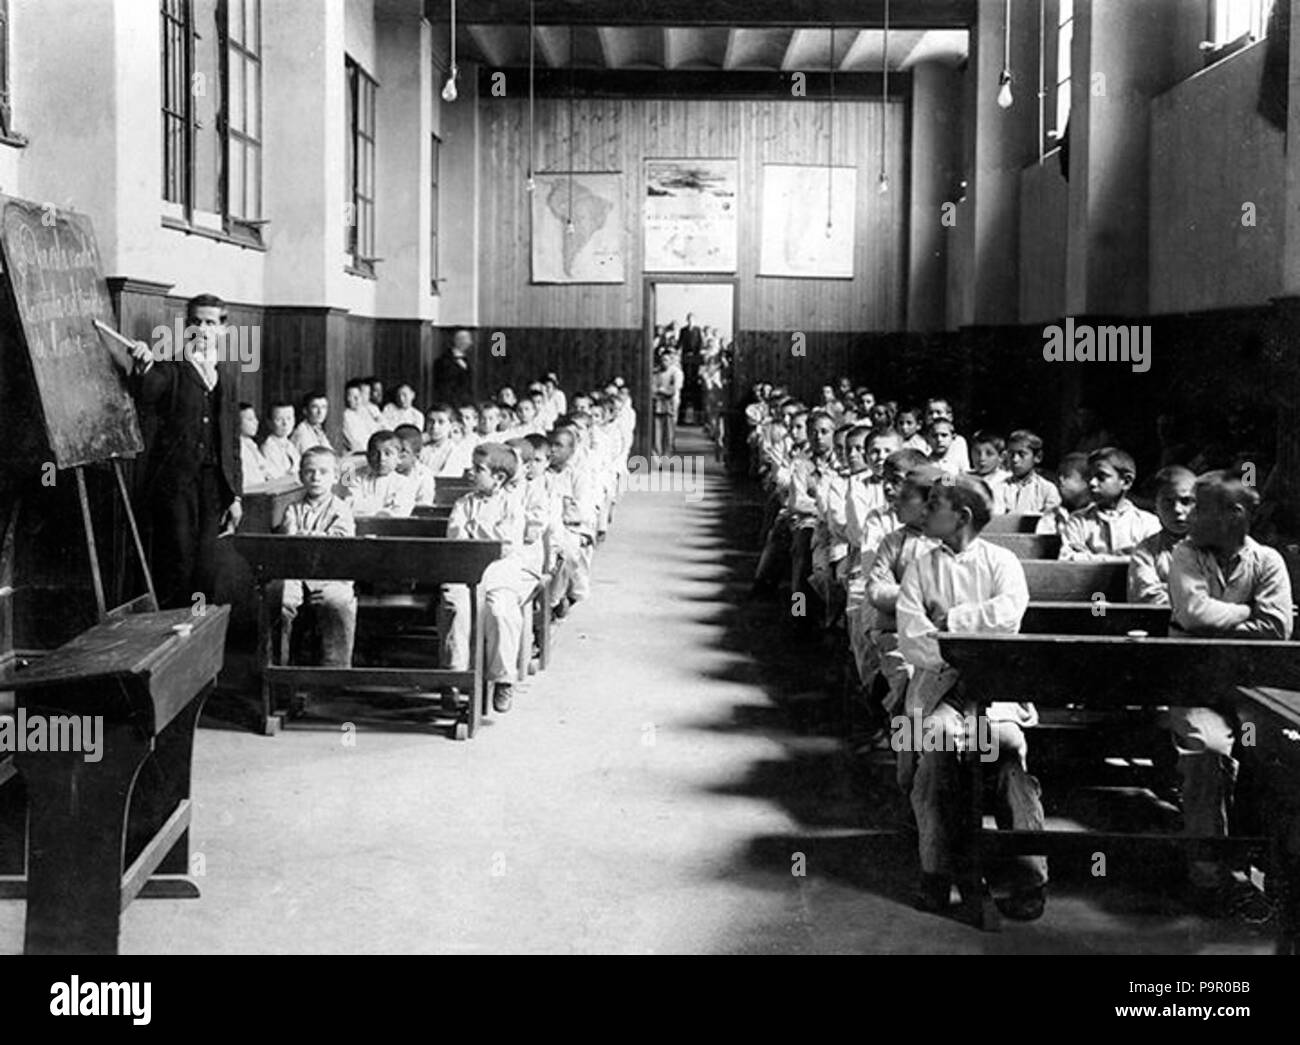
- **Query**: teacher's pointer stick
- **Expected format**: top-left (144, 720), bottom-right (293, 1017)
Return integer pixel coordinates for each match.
top-left (93, 318), bottom-right (152, 368)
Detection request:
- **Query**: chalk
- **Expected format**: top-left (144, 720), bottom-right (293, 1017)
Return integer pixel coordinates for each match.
top-left (92, 319), bottom-right (138, 350)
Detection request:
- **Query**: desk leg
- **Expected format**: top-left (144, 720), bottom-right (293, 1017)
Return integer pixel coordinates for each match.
top-left (125, 689), bottom-right (208, 882)
top-left (960, 695), bottom-right (1000, 931)
top-left (256, 579), bottom-right (283, 736)
top-left (17, 723), bottom-right (151, 955)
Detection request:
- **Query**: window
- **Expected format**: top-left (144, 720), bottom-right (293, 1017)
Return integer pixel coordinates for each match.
top-left (1210, 0), bottom-right (1274, 47)
top-left (160, 0), bottom-right (263, 244)
top-left (223, 0), bottom-right (263, 233)
top-left (1049, 0), bottom-right (1073, 150)
top-left (0, 0), bottom-right (20, 144)
top-left (346, 56), bottom-right (377, 276)
top-left (430, 133), bottom-right (441, 293)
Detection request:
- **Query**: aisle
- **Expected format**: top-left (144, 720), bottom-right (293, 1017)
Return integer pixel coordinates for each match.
top-left (0, 431), bottom-right (1268, 954)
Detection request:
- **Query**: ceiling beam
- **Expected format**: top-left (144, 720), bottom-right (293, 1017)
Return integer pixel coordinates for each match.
top-left (427, 1), bottom-right (975, 29)
top-left (534, 25), bottom-right (568, 67)
top-left (722, 28), bottom-right (740, 70)
top-left (596, 26), bottom-right (620, 68)
top-left (478, 66), bottom-right (909, 99)
top-left (468, 25), bottom-right (511, 67)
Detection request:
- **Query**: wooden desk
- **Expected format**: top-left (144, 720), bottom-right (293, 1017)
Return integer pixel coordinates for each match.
top-left (984, 514), bottom-right (1042, 534)
top-left (230, 534), bottom-right (501, 739)
top-left (985, 533), bottom-right (1061, 560)
top-left (1022, 560), bottom-right (1128, 602)
top-left (0, 606), bottom-right (228, 954)
top-left (936, 633), bottom-right (1300, 933)
top-left (1020, 601), bottom-right (1170, 636)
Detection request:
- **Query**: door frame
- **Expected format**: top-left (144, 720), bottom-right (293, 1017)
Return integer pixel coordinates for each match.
top-left (642, 275), bottom-right (740, 455)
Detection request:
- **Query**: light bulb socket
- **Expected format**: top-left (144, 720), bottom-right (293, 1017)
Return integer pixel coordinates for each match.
top-left (997, 70), bottom-right (1013, 109)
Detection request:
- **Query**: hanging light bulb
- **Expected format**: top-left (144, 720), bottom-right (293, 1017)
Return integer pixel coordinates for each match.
top-left (825, 220), bottom-right (834, 239)
top-left (997, 0), bottom-right (1013, 109)
top-left (441, 67), bottom-right (459, 103)
top-left (525, 171), bottom-right (537, 193)
top-left (878, 171), bottom-right (890, 195)
top-left (997, 70), bottom-right (1013, 109)
top-left (565, 219), bottom-right (575, 235)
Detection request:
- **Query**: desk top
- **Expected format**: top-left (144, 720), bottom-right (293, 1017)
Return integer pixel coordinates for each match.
top-left (0, 607), bottom-right (228, 733)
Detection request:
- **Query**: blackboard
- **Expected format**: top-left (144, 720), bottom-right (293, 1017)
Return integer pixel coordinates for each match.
top-left (0, 195), bottom-right (142, 470)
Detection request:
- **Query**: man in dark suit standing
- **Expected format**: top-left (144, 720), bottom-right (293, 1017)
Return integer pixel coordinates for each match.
top-left (129, 293), bottom-right (243, 609)
top-left (434, 328), bottom-right (475, 407)
top-left (677, 312), bottom-right (704, 423)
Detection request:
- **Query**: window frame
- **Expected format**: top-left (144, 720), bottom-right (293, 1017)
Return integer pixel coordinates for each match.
top-left (220, 0), bottom-right (265, 243)
top-left (0, 0), bottom-right (24, 147)
top-left (1043, 0), bottom-right (1073, 155)
top-left (430, 131), bottom-right (441, 294)
top-left (1208, 0), bottom-right (1273, 52)
top-left (345, 54), bottom-right (378, 278)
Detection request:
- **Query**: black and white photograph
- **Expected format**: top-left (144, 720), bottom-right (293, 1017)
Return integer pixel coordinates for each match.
top-left (0, 0), bottom-right (1296, 1005)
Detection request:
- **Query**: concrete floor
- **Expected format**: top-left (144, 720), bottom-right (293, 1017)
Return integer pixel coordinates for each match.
top-left (0, 431), bottom-right (1273, 953)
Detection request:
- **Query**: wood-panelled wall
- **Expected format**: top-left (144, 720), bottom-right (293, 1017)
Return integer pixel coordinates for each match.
top-left (479, 96), bottom-right (909, 333)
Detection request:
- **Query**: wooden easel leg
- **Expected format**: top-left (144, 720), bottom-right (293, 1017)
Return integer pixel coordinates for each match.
top-left (17, 723), bottom-right (151, 955)
top-left (74, 467), bottom-right (107, 621)
top-left (112, 459), bottom-right (158, 612)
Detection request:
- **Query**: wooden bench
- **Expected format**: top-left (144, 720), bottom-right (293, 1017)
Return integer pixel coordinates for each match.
top-left (985, 533), bottom-right (1061, 560)
top-left (1021, 559), bottom-right (1128, 602)
top-left (0, 606), bottom-right (227, 953)
top-left (355, 516), bottom-right (552, 677)
top-left (432, 478), bottom-right (475, 508)
top-left (937, 633), bottom-right (1300, 944)
top-left (984, 513), bottom-right (1042, 534)
top-left (228, 534), bottom-right (501, 740)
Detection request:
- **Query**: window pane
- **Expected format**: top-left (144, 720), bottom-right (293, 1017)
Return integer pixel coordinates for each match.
top-left (1059, 0), bottom-right (1073, 26)
top-left (249, 58), bottom-right (261, 140)
top-left (1057, 20), bottom-right (1072, 85)
top-left (249, 0), bottom-right (260, 54)
top-left (230, 54), bottom-right (244, 133)
top-left (229, 0), bottom-right (243, 44)
top-left (249, 144), bottom-right (262, 221)
top-left (229, 139), bottom-right (244, 218)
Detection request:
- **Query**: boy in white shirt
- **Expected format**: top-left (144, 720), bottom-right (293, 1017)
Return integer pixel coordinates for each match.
top-left (420, 404), bottom-right (475, 478)
top-left (439, 443), bottom-right (532, 713)
top-left (260, 402), bottom-right (301, 480)
top-left (341, 379), bottom-right (378, 454)
top-left (548, 426), bottom-right (598, 617)
top-left (1058, 447), bottom-right (1159, 560)
top-left (995, 429), bottom-right (1061, 518)
top-left (896, 474), bottom-right (1046, 920)
top-left (924, 398), bottom-right (971, 472)
top-left (394, 424), bottom-right (437, 507)
top-left (239, 403), bottom-right (273, 488)
top-left (291, 393), bottom-right (333, 455)
top-left (344, 430), bottom-right (416, 517)
top-left (382, 383), bottom-right (424, 431)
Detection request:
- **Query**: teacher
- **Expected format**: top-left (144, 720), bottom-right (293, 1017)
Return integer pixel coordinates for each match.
top-left (129, 293), bottom-right (243, 609)
top-left (434, 328), bottom-right (475, 407)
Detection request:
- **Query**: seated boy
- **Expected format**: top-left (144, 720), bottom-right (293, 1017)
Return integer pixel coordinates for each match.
top-left (291, 392), bottom-right (333, 455)
top-left (866, 465), bottom-right (942, 779)
top-left (341, 378), bottom-right (378, 454)
top-left (420, 403), bottom-right (475, 478)
top-left (1058, 447), bottom-right (1159, 560)
top-left (261, 401), bottom-right (301, 480)
top-left (239, 402), bottom-right (273, 488)
top-left (272, 447), bottom-right (357, 669)
top-left (393, 424), bottom-right (437, 507)
top-left (994, 429), bottom-right (1061, 518)
top-left (509, 436), bottom-right (554, 583)
top-left (896, 475), bottom-right (1046, 920)
top-left (344, 430), bottom-right (417, 517)
top-left (926, 418), bottom-right (965, 476)
top-left (967, 431), bottom-right (1009, 500)
top-left (548, 425), bottom-right (598, 617)
top-left (439, 443), bottom-right (531, 714)
top-left (787, 410), bottom-right (837, 620)
top-left (382, 383), bottom-right (423, 431)
top-left (1168, 468), bottom-right (1293, 920)
top-left (1036, 451), bottom-right (1091, 535)
top-left (896, 407), bottom-right (929, 453)
top-left (1127, 465), bottom-right (1195, 605)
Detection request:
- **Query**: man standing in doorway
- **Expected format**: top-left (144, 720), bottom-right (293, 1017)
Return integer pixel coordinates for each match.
top-left (435, 328), bottom-right (476, 407)
top-left (678, 312), bottom-right (704, 424)
top-left (129, 293), bottom-right (243, 609)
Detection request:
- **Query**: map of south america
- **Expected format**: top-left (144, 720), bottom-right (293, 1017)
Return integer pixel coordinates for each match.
top-left (546, 179), bottom-right (613, 278)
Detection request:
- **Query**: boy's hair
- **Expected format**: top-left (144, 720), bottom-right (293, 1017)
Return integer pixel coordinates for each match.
top-left (1007, 429), bottom-right (1044, 454)
top-left (393, 424), bottom-right (423, 453)
top-left (845, 423), bottom-right (872, 446)
top-left (524, 432), bottom-right (551, 455)
top-left (1057, 452), bottom-right (1090, 480)
top-left (186, 293), bottom-right (227, 320)
top-left (970, 430), bottom-right (1005, 453)
top-left (886, 448), bottom-right (932, 473)
top-left (1087, 446), bottom-right (1137, 482)
top-left (269, 400), bottom-right (294, 413)
top-left (506, 436), bottom-right (535, 463)
top-left (1195, 467), bottom-right (1261, 515)
top-left (303, 390), bottom-right (328, 408)
top-left (474, 441), bottom-right (519, 481)
top-left (300, 446), bottom-right (337, 470)
top-left (903, 463), bottom-right (947, 495)
top-left (367, 429), bottom-right (401, 454)
top-left (345, 378), bottom-right (368, 395)
top-left (1152, 464), bottom-right (1196, 493)
top-left (936, 473), bottom-right (993, 530)
top-left (897, 405), bottom-right (923, 423)
top-left (478, 400), bottom-right (500, 414)
top-left (427, 402), bottom-right (454, 419)
top-left (866, 428), bottom-right (902, 448)
top-left (363, 375), bottom-right (379, 387)
top-left (925, 417), bottom-right (954, 434)
top-left (238, 401), bottom-right (255, 413)
top-left (807, 408), bottom-right (834, 429)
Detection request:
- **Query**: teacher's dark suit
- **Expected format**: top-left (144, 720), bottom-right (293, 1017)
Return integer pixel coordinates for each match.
top-left (677, 324), bottom-right (704, 418)
top-left (134, 359), bottom-right (242, 609)
top-left (433, 350), bottom-right (474, 407)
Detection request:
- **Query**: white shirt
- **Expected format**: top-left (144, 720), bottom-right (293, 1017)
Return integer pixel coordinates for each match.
top-left (260, 433), bottom-right (301, 480)
top-left (241, 436), bottom-right (273, 488)
top-left (342, 408), bottom-right (379, 454)
top-left (896, 538), bottom-right (1032, 723)
top-left (279, 493), bottom-right (355, 537)
top-left (344, 466), bottom-right (417, 517)
top-left (1059, 499), bottom-right (1160, 561)
top-left (420, 439), bottom-right (475, 479)
top-left (291, 421), bottom-right (333, 455)
top-left (994, 471), bottom-right (1061, 516)
top-left (383, 404), bottom-right (425, 431)
top-left (448, 487), bottom-right (524, 557)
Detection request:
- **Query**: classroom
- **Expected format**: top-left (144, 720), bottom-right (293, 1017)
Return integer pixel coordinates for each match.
top-left (1, 0), bottom-right (1299, 963)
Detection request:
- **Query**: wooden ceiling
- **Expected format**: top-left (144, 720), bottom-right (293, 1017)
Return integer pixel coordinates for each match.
top-left (424, 2), bottom-right (972, 72)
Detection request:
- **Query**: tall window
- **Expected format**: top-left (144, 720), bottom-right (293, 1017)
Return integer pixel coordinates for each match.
top-left (161, 0), bottom-right (264, 242)
top-left (430, 133), bottom-right (441, 293)
top-left (1211, 0), bottom-right (1274, 46)
top-left (346, 55), bottom-right (377, 275)
top-left (0, 0), bottom-right (15, 141)
top-left (1050, 0), bottom-right (1073, 149)
top-left (223, 0), bottom-right (263, 232)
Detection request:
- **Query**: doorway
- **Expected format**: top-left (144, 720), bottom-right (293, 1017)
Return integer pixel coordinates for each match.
top-left (643, 278), bottom-right (737, 456)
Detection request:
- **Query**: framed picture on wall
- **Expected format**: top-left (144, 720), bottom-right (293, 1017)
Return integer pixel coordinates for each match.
top-left (759, 164), bottom-right (857, 279)
top-left (643, 159), bottom-right (738, 273)
top-left (530, 171), bottom-right (626, 284)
